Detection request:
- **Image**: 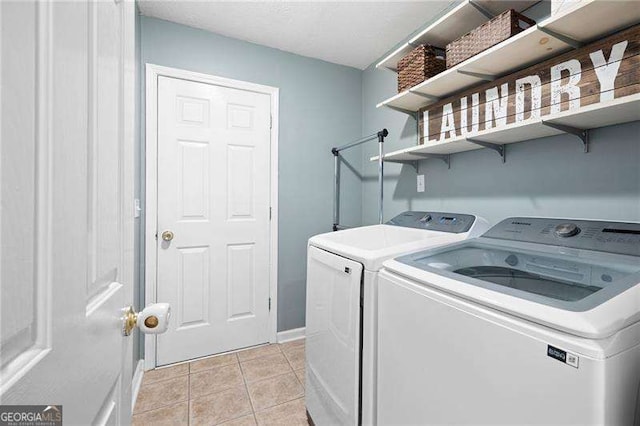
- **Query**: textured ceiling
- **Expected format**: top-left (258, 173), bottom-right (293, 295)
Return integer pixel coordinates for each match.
top-left (137, 1), bottom-right (456, 69)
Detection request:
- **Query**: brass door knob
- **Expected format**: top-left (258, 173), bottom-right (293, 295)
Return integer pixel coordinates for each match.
top-left (161, 230), bottom-right (174, 241)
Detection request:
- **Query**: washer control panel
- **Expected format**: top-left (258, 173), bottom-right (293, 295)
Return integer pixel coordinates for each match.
top-left (484, 217), bottom-right (640, 256)
top-left (386, 211), bottom-right (475, 233)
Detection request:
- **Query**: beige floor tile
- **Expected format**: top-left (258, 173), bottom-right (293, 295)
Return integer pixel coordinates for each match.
top-left (282, 345), bottom-right (305, 371)
top-left (254, 398), bottom-right (307, 426)
top-left (219, 414), bottom-right (257, 426)
top-left (134, 375), bottom-right (188, 414)
top-left (237, 344), bottom-right (282, 362)
top-left (190, 385), bottom-right (253, 426)
top-left (294, 368), bottom-right (305, 388)
top-left (190, 363), bottom-right (244, 398)
top-left (247, 373), bottom-right (304, 411)
top-left (279, 339), bottom-right (304, 353)
top-left (240, 353), bottom-right (292, 383)
top-left (190, 352), bottom-right (238, 373)
top-left (142, 363), bottom-right (189, 386)
top-left (132, 401), bottom-right (188, 426)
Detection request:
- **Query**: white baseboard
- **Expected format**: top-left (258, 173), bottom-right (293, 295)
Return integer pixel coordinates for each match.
top-left (277, 327), bottom-right (305, 343)
top-left (132, 360), bottom-right (145, 411)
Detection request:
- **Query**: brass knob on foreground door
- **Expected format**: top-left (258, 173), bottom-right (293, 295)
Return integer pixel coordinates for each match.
top-left (161, 230), bottom-right (174, 241)
top-left (122, 304), bottom-right (171, 336)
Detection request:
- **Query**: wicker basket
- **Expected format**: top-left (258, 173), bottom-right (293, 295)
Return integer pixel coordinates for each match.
top-left (446, 9), bottom-right (535, 68)
top-left (397, 44), bottom-right (446, 93)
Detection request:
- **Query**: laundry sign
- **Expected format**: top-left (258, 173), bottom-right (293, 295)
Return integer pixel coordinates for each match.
top-left (419, 25), bottom-right (640, 143)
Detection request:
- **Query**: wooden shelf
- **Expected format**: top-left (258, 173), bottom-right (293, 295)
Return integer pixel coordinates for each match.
top-left (376, 0), bottom-right (539, 72)
top-left (377, 0), bottom-right (640, 114)
top-left (371, 94), bottom-right (640, 162)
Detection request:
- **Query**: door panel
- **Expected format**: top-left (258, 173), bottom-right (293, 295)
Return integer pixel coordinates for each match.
top-left (227, 243), bottom-right (256, 320)
top-left (156, 76), bottom-right (271, 366)
top-left (0, 1), bottom-right (135, 424)
top-left (0, 0), bottom-right (40, 377)
top-left (177, 246), bottom-right (210, 329)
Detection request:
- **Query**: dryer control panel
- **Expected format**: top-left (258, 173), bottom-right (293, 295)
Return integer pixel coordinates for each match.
top-left (483, 217), bottom-right (640, 256)
top-left (386, 211), bottom-right (475, 233)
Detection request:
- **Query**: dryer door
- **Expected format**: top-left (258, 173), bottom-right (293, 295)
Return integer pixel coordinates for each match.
top-left (306, 245), bottom-right (363, 426)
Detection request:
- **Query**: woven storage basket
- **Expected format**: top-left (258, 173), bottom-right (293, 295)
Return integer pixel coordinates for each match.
top-left (446, 9), bottom-right (535, 68)
top-left (397, 44), bottom-right (446, 93)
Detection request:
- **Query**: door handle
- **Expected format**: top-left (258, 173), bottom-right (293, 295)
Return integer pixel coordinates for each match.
top-left (122, 303), bottom-right (171, 336)
top-left (161, 230), bottom-right (174, 241)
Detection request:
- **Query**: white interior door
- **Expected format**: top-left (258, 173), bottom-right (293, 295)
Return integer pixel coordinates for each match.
top-left (155, 75), bottom-right (272, 366)
top-left (0, 1), bottom-right (136, 424)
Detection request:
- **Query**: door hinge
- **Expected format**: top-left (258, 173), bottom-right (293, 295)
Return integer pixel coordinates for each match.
top-left (270, 115), bottom-right (273, 129)
top-left (269, 207), bottom-right (272, 220)
top-left (155, 231), bottom-right (158, 240)
top-left (268, 297), bottom-right (271, 311)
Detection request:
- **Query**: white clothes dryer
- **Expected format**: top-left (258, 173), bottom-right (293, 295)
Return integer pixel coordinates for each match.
top-left (305, 211), bottom-right (490, 425)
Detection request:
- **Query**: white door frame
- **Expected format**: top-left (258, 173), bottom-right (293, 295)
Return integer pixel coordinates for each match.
top-left (144, 63), bottom-right (279, 370)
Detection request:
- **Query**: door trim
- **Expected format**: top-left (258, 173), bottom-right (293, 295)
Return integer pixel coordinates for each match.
top-left (144, 64), bottom-right (279, 370)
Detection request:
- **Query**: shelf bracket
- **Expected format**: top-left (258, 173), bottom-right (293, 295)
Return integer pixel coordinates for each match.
top-left (469, 0), bottom-right (495, 19)
top-left (408, 89), bottom-right (440, 102)
top-left (457, 70), bottom-right (496, 81)
top-left (541, 121), bottom-right (590, 153)
top-left (385, 104), bottom-right (417, 116)
top-left (467, 138), bottom-right (506, 163)
top-left (538, 26), bottom-right (583, 49)
top-left (383, 159), bottom-right (419, 172)
top-left (409, 153), bottom-right (451, 169)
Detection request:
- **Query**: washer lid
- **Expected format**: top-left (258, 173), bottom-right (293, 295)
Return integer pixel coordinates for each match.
top-left (309, 224), bottom-right (470, 271)
top-left (308, 211), bottom-right (487, 271)
top-left (389, 238), bottom-right (640, 338)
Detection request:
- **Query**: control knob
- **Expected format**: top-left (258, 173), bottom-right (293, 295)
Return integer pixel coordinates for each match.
top-left (420, 214), bottom-right (432, 223)
top-left (554, 223), bottom-right (580, 238)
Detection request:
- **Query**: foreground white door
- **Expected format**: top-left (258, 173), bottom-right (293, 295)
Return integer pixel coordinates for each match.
top-left (0, 1), bottom-right (136, 424)
top-left (155, 75), bottom-right (273, 366)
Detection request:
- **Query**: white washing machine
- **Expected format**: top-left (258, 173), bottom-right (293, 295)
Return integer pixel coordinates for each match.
top-left (305, 211), bottom-right (490, 426)
top-left (377, 217), bottom-right (640, 425)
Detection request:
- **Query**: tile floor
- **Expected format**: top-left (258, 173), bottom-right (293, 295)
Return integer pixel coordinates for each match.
top-left (132, 339), bottom-right (307, 426)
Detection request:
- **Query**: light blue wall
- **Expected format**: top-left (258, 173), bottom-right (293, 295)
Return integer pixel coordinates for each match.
top-left (136, 3), bottom-right (640, 344)
top-left (139, 16), bottom-right (363, 333)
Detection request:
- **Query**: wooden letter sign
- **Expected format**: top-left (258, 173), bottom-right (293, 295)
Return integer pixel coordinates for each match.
top-left (419, 25), bottom-right (640, 143)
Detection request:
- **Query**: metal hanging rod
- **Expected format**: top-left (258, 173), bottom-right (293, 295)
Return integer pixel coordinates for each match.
top-left (332, 129), bottom-right (388, 154)
top-left (332, 129), bottom-right (388, 231)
